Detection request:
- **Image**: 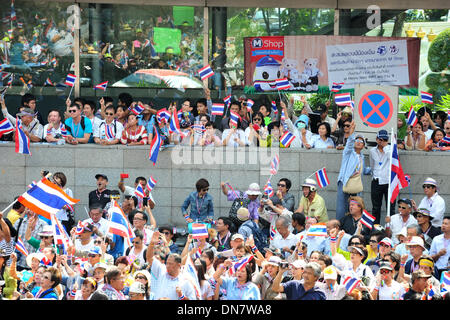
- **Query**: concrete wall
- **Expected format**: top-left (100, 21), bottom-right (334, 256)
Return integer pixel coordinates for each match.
top-left (1, 143), bottom-right (449, 228)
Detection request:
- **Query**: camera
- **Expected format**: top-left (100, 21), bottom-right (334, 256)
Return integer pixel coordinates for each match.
top-left (143, 197), bottom-right (148, 207)
top-left (280, 261), bottom-right (289, 269)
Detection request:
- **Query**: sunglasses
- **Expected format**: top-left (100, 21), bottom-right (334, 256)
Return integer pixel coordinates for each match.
top-left (68, 109), bottom-right (78, 113)
top-left (423, 185), bottom-right (435, 189)
top-left (135, 276), bottom-right (147, 280)
top-left (277, 184), bottom-right (286, 187)
top-left (40, 236), bottom-right (52, 239)
top-left (343, 124), bottom-right (351, 127)
top-left (105, 113), bottom-right (114, 116)
top-left (380, 269), bottom-right (391, 274)
top-left (369, 240), bottom-right (378, 243)
top-left (398, 206), bottom-right (407, 210)
top-left (349, 242), bottom-right (361, 246)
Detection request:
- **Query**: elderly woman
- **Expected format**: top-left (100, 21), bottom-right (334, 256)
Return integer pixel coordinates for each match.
top-left (68, 277), bottom-right (97, 300)
top-left (212, 259), bottom-right (261, 300)
top-left (252, 256), bottom-right (284, 300)
top-left (28, 267), bottom-right (61, 300)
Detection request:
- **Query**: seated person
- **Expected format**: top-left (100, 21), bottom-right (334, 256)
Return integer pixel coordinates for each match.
top-left (65, 103), bottom-right (92, 145)
top-left (43, 109), bottom-right (66, 144)
top-left (93, 105), bottom-right (123, 145)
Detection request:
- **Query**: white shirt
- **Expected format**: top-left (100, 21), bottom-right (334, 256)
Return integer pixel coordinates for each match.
top-left (369, 145), bottom-right (391, 185)
top-left (83, 217), bottom-right (110, 237)
top-left (310, 134), bottom-right (335, 149)
top-left (388, 214), bottom-right (417, 246)
top-left (222, 129), bottom-right (246, 147)
top-left (55, 188), bottom-right (73, 221)
top-left (378, 280), bottom-right (405, 300)
top-left (424, 128), bottom-right (433, 140)
top-left (418, 192), bottom-right (446, 227)
top-left (74, 238), bottom-right (95, 253)
top-left (429, 234), bottom-right (450, 270)
top-left (150, 258), bottom-right (197, 300)
top-left (271, 232), bottom-right (298, 259)
top-left (332, 253), bottom-right (376, 289)
top-left (93, 119), bottom-right (123, 141)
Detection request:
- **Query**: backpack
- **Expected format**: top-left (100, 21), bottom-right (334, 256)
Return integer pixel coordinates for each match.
top-left (228, 191), bottom-right (251, 231)
top-left (245, 221), bottom-right (268, 255)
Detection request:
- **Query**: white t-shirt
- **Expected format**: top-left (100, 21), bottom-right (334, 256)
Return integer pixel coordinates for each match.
top-left (93, 119), bottom-right (123, 141)
top-left (222, 129), bottom-right (246, 147)
top-left (74, 238), bottom-right (95, 253)
top-left (378, 280), bottom-right (405, 300)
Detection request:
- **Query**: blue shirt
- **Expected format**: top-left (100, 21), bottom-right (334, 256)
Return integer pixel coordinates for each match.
top-left (138, 115), bottom-right (156, 137)
top-left (108, 234), bottom-right (124, 260)
top-left (65, 117), bottom-right (93, 139)
top-left (303, 235), bottom-right (330, 256)
top-left (282, 281), bottom-right (326, 300)
top-left (337, 133), bottom-right (370, 185)
top-left (220, 277), bottom-right (261, 300)
top-left (181, 191), bottom-right (214, 222)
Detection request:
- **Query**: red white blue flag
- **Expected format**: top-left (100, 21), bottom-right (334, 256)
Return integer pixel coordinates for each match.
top-left (75, 220), bottom-right (86, 235)
top-left (389, 131), bottom-right (408, 203)
top-left (315, 167), bottom-right (330, 188)
top-left (275, 78), bottom-right (290, 90)
top-left (229, 110), bottom-right (240, 128)
top-left (307, 223), bottom-right (328, 237)
top-left (343, 276), bottom-right (360, 294)
top-left (246, 99), bottom-right (254, 112)
top-left (406, 106), bottom-right (418, 127)
top-left (229, 255), bottom-right (254, 275)
top-left (15, 118), bottom-right (31, 155)
top-left (51, 212), bottom-right (73, 253)
top-left (280, 131), bottom-right (295, 147)
top-left (331, 82), bottom-right (344, 92)
top-left (107, 200), bottom-right (136, 247)
top-left (131, 103), bottom-right (145, 116)
top-left (60, 123), bottom-right (69, 138)
top-left (157, 108), bottom-right (171, 123)
top-left (0, 118), bottom-right (14, 138)
top-left (211, 103), bottom-right (225, 116)
top-left (94, 81), bottom-right (108, 91)
top-left (198, 65), bottom-right (214, 81)
top-left (361, 210), bottom-right (376, 229)
top-left (191, 223), bottom-right (209, 239)
top-left (134, 184), bottom-right (145, 199)
top-left (270, 155), bottom-right (279, 175)
top-left (264, 180), bottom-right (274, 198)
top-left (44, 78), bottom-right (54, 86)
top-left (146, 176), bottom-right (157, 192)
top-left (271, 101), bottom-right (278, 114)
top-left (420, 91), bottom-right (433, 104)
top-left (149, 125), bottom-right (162, 166)
top-left (15, 236), bottom-right (29, 257)
top-left (334, 92), bottom-right (352, 106)
top-left (270, 226), bottom-right (277, 241)
top-left (442, 271), bottom-right (450, 286)
top-left (65, 73), bottom-right (77, 87)
top-left (223, 95), bottom-right (231, 106)
top-left (105, 123), bottom-right (114, 140)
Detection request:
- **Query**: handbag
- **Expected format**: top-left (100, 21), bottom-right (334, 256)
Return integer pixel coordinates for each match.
top-left (343, 171), bottom-right (363, 194)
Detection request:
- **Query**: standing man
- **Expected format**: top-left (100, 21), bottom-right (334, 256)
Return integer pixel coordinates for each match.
top-left (429, 216), bottom-right (450, 280)
top-left (417, 178), bottom-right (445, 228)
top-left (369, 129), bottom-right (395, 224)
top-left (295, 179), bottom-right (328, 223)
top-left (88, 174), bottom-right (112, 209)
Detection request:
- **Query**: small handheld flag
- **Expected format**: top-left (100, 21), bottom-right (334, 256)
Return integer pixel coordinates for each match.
top-left (246, 99), bottom-right (254, 112)
top-left (343, 276), bottom-right (361, 294)
top-left (315, 167), bottom-right (330, 188)
top-left (15, 236), bottom-right (29, 257)
top-left (270, 226), bottom-right (277, 241)
top-left (0, 118), bottom-right (14, 138)
top-left (211, 103), bottom-right (225, 116)
top-left (131, 103), bottom-right (145, 116)
top-left (307, 223), bottom-right (328, 237)
top-left (134, 184), bottom-right (145, 199)
top-left (406, 106), bottom-right (418, 127)
top-left (65, 74), bottom-right (77, 87)
top-left (361, 210), bottom-right (376, 230)
top-left (270, 155), bottom-right (279, 175)
top-left (198, 65), bottom-right (214, 81)
top-left (420, 91), bottom-right (433, 104)
top-left (334, 92), bottom-right (352, 106)
top-left (228, 255), bottom-right (254, 275)
top-left (331, 82), bottom-right (344, 92)
top-left (191, 223), bottom-right (209, 239)
top-left (15, 119), bottom-right (31, 156)
top-left (149, 125), bottom-right (162, 166)
top-left (280, 131), bottom-right (295, 148)
top-left (264, 180), bottom-right (274, 197)
top-left (271, 101), bottom-right (278, 114)
top-left (44, 78), bottom-right (54, 86)
top-left (275, 78), bottom-right (290, 90)
top-left (389, 130), bottom-right (408, 203)
top-left (94, 81), bottom-right (108, 91)
top-left (146, 176), bottom-right (157, 192)
top-left (223, 95), bottom-right (231, 106)
top-left (229, 111), bottom-right (240, 128)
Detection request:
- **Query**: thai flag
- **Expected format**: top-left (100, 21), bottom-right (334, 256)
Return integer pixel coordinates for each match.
top-left (94, 81), bottom-right (108, 91)
top-left (331, 82), bottom-right (344, 92)
top-left (143, 39), bottom-right (151, 48)
top-left (75, 220), bottom-right (85, 235)
top-left (10, 0), bottom-right (16, 21)
top-left (0, 118), bottom-right (14, 138)
top-left (169, 108), bottom-right (183, 135)
top-left (191, 223), bottom-right (208, 239)
top-left (275, 78), bottom-right (290, 90)
top-left (223, 95), bottom-right (231, 106)
top-left (198, 65), bottom-right (214, 81)
top-left (270, 155), bottom-right (279, 175)
top-left (427, 287), bottom-right (436, 300)
top-left (229, 255), bottom-right (254, 275)
top-left (229, 111), bottom-right (240, 128)
top-left (7, 74), bottom-right (13, 87)
top-left (280, 131), bottom-right (295, 147)
top-left (50, 213), bottom-right (73, 253)
top-left (27, 180), bottom-right (37, 189)
top-left (246, 99), bottom-right (254, 112)
top-left (192, 124), bottom-right (206, 133)
top-left (420, 91), bottom-right (433, 104)
top-left (271, 101), bottom-right (278, 114)
top-left (65, 74), bottom-right (77, 87)
top-left (443, 271), bottom-right (450, 286)
top-left (389, 132), bottom-right (408, 203)
top-left (149, 125), bottom-right (162, 166)
top-left (15, 236), bottom-right (29, 257)
top-left (40, 59), bottom-right (48, 66)
top-left (60, 123), bottom-right (68, 138)
top-left (343, 276), bottom-right (360, 294)
top-left (40, 257), bottom-right (53, 266)
top-left (44, 78), bottom-right (54, 86)
top-left (264, 180), bottom-right (274, 197)
top-left (406, 106), bottom-right (418, 126)
top-left (107, 200), bottom-right (136, 247)
top-left (15, 119), bottom-right (31, 156)
top-left (134, 184), bottom-right (145, 199)
top-left (104, 123), bottom-right (114, 140)
top-left (404, 174), bottom-right (411, 187)
top-left (315, 167), bottom-right (330, 188)
top-left (194, 247), bottom-right (202, 260)
top-left (1, 72), bottom-right (11, 81)
top-left (146, 176), bottom-right (157, 192)
top-left (131, 103), bottom-right (145, 116)
top-left (177, 109), bottom-right (184, 121)
top-left (307, 223), bottom-right (328, 237)
top-left (17, 177), bottom-right (80, 225)
top-left (0, 86), bottom-right (7, 99)
top-left (270, 226), bottom-right (277, 241)
top-left (211, 103), bottom-right (225, 116)
top-left (350, 101), bottom-right (355, 111)
top-left (50, 57), bottom-right (57, 66)
top-left (156, 108), bottom-right (171, 123)
top-left (361, 210), bottom-right (376, 230)
top-left (334, 93), bottom-right (352, 106)
top-left (46, 126), bottom-right (52, 136)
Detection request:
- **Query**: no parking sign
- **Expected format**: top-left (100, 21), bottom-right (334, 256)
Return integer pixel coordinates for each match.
top-left (354, 84), bottom-right (398, 143)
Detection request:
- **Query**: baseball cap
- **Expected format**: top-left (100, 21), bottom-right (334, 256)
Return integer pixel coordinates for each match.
top-left (315, 104), bottom-right (328, 114)
top-left (411, 269), bottom-right (431, 282)
top-left (379, 261), bottom-right (393, 271)
top-left (16, 108), bottom-right (36, 117)
top-left (413, 208), bottom-right (434, 221)
top-left (92, 262), bottom-right (107, 271)
top-left (266, 256), bottom-right (282, 267)
top-left (379, 237), bottom-right (393, 248)
top-left (355, 134), bottom-right (366, 145)
top-left (231, 233), bottom-right (244, 241)
top-left (377, 129), bottom-right (389, 140)
top-left (291, 259), bottom-right (306, 269)
top-left (406, 236), bottom-right (426, 250)
top-left (88, 246), bottom-right (102, 255)
top-left (398, 198), bottom-right (412, 207)
top-left (246, 183), bottom-right (262, 196)
top-left (129, 281), bottom-right (146, 294)
top-left (323, 266), bottom-right (338, 280)
top-left (95, 174), bottom-right (108, 181)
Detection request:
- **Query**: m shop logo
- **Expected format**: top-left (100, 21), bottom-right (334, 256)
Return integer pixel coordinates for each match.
top-left (252, 38), bottom-right (263, 48)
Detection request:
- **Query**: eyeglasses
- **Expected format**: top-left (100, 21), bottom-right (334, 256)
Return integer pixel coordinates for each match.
top-left (349, 242), bottom-right (361, 246)
top-left (202, 188), bottom-right (209, 192)
top-left (398, 206), bottom-right (407, 210)
top-left (277, 183), bottom-right (286, 187)
top-left (88, 254), bottom-right (99, 258)
top-left (369, 240), bottom-right (378, 243)
top-left (343, 124), bottom-right (351, 127)
top-left (423, 185), bottom-right (435, 189)
top-left (105, 113), bottom-right (114, 116)
top-left (68, 109), bottom-right (78, 113)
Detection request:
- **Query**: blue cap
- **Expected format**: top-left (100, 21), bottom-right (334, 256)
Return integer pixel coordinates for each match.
top-left (295, 114), bottom-right (309, 127)
top-left (255, 55), bottom-right (281, 67)
top-left (377, 129), bottom-right (389, 140)
top-left (88, 246), bottom-right (102, 255)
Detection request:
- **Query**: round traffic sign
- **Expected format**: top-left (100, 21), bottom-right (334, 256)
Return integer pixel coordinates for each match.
top-left (358, 90), bottom-right (393, 128)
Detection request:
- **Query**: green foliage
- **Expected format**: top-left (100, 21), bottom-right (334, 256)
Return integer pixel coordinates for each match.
top-left (427, 28), bottom-right (450, 72)
top-left (399, 96), bottom-right (422, 113)
top-left (436, 94), bottom-right (450, 111)
top-left (307, 93), bottom-right (329, 109)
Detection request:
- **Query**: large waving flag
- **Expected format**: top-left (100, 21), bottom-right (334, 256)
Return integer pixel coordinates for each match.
top-left (331, 82), bottom-right (344, 92)
top-left (182, 255), bottom-right (201, 300)
top-left (18, 177), bottom-right (80, 224)
top-left (146, 176), bottom-right (157, 193)
top-left (94, 81), bottom-right (108, 91)
top-left (169, 107), bottom-right (183, 135)
top-left (270, 155), bottom-right (279, 175)
top-left (335, 92), bottom-right (352, 106)
top-left (307, 223), bottom-right (328, 237)
top-left (0, 118), bottom-right (14, 138)
top-left (107, 200), bottom-right (136, 247)
top-left (149, 125), bottom-right (162, 166)
top-left (389, 131), bottom-right (408, 203)
top-left (65, 73), bottom-right (77, 87)
top-left (342, 276), bottom-right (360, 294)
top-left (228, 255), bottom-right (254, 275)
top-left (280, 131), bottom-right (295, 148)
top-left (211, 103), bottom-right (225, 116)
top-left (15, 236), bottom-right (29, 257)
top-left (191, 223), bottom-right (208, 239)
top-left (315, 167), bottom-right (330, 188)
top-left (406, 105), bottom-right (418, 127)
top-left (50, 212), bottom-right (73, 253)
top-left (361, 210), bottom-right (376, 230)
top-left (420, 91), bottom-right (433, 104)
top-left (198, 65), bottom-right (214, 81)
top-left (15, 118), bottom-right (31, 155)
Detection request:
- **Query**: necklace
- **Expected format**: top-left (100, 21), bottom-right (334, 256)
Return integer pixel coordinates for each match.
top-left (218, 231), bottom-right (230, 250)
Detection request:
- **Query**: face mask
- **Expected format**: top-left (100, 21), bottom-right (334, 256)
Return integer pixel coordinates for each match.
top-left (296, 122), bottom-right (306, 130)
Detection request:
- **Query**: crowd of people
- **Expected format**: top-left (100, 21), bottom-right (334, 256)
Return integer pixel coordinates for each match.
top-left (0, 164), bottom-right (449, 300)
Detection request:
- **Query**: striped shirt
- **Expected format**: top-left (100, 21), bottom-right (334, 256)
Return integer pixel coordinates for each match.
top-left (120, 125), bottom-right (148, 145)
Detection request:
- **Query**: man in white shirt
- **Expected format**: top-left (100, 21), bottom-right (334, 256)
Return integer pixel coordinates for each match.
top-left (118, 175), bottom-right (155, 209)
top-left (369, 129), bottom-right (394, 225)
top-left (385, 198), bottom-right (417, 246)
top-left (271, 216), bottom-right (298, 260)
top-left (429, 216), bottom-right (450, 279)
top-left (93, 105), bottom-right (123, 145)
top-left (82, 204), bottom-right (109, 236)
top-left (417, 177), bottom-right (445, 228)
